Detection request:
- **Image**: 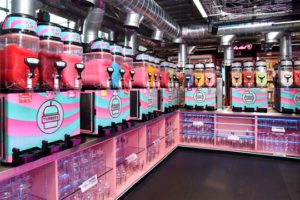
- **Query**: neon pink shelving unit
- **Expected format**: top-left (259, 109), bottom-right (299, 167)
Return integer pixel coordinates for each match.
top-left (0, 110), bottom-right (299, 200)
top-left (0, 112), bottom-right (178, 200)
top-left (179, 111), bottom-right (300, 158)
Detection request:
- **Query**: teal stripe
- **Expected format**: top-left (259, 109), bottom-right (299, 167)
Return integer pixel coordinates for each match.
top-left (64, 108), bottom-right (80, 118)
top-left (232, 102), bottom-right (267, 107)
top-left (6, 102), bottom-right (37, 121)
top-left (6, 119), bottom-right (80, 154)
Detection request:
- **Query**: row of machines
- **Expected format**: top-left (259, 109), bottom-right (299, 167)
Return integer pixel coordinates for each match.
top-left (0, 13), bottom-right (180, 165)
top-left (184, 62), bottom-right (217, 110)
top-left (275, 59), bottom-right (300, 113)
top-left (183, 59), bottom-right (300, 113)
top-left (230, 60), bottom-right (269, 112)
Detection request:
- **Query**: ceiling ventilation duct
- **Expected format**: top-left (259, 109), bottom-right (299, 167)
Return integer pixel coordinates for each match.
top-left (220, 35), bottom-right (236, 66)
top-left (124, 11), bottom-right (143, 29)
top-left (280, 33), bottom-right (292, 60)
top-left (262, 31), bottom-right (283, 51)
top-left (12, 0), bottom-right (39, 16)
top-left (82, 0), bottom-right (105, 43)
top-left (108, 0), bottom-right (181, 38)
top-left (178, 44), bottom-right (187, 68)
top-left (265, 32), bottom-right (283, 44)
top-left (152, 28), bottom-right (164, 41)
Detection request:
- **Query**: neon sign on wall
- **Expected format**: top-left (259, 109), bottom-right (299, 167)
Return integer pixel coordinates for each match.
top-left (233, 44), bottom-right (253, 51)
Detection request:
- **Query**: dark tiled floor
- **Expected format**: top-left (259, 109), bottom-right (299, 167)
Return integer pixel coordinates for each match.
top-left (121, 148), bottom-right (300, 200)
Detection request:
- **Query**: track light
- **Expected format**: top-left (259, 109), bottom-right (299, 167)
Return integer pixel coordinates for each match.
top-left (193, 0), bottom-right (208, 18)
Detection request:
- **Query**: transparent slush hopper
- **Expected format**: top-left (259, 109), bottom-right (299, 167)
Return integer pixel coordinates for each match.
top-left (234, 75), bottom-right (240, 88)
top-left (24, 58), bottom-right (39, 91)
top-left (258, 75), bottom-right (265, 88)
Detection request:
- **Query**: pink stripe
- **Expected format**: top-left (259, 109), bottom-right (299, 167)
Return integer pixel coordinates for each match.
top-left (4, 155), bottom-right (13, 163)
top-left (185, 96), bottom-right (195, 102)
top-left (38, 27), bottom-right (49, 36)
top-left (281, 98), bottom-right (295, 105)
top-left (10, 19), bottom-right (22, 28)
top-left (231, 97), bottom-right (245, 104)
top-left (140, 101), bottom-right (148, 109)
top-left (95, 105), bottom-right (130, 118)
top-left (95, 107), bottom-right (110, 118)
top-left (70, 127), bottom-right (81, 137)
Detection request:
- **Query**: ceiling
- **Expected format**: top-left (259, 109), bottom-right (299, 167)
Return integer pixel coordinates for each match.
top-left (156, 0), bottom-right (300, 25)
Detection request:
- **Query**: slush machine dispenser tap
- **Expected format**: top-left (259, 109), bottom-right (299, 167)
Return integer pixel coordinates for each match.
top-left (24, 58), bottom-right (39, 90)
top-left (107, 67), bottom-right (114, 88)
top-left (54, 61), bottom-right (67, 91)
top-left (119, 68), bottom-right (125, 88)
top-left (75, 63), bottom-right (85, 89)
top-left (129, 70), bottom-right (135, 89)
top-left (148, 72), bottom-right (152, 88)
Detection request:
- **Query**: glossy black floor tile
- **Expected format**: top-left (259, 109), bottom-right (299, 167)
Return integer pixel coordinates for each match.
top-left (120, 148), bottom-right (300, 200)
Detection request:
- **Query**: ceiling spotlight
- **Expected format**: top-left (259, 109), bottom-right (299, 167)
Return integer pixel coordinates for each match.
top-left (193, 0), bottom-right (208, 18)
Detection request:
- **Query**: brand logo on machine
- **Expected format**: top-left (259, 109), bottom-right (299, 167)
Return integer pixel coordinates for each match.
top-left (148, 94), bottom-right (153, 108)
top-left (293, 92), bottom-right (300, 105)
top-left (242, 92), bottom-right (256, 104)
top-left (109, 95), bottom-right (122, 118)
top-left (37, 100), bottom-right (64, 134)
top-left (194, 91), bottom-right (206, 102)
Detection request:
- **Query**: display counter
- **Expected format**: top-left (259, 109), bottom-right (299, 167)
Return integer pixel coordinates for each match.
top-left (0, 109), bottom-right (299, 200)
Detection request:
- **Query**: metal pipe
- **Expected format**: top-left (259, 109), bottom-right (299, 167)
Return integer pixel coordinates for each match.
top-left (108, 0), bottom-right (181, 38)
top-left (224, 46), bottom-right (234, 66)
top-left (265, 31), bottom-right (283, 44)
top-left (152, 28), bottom-right (164, 41)
top-left (124, 11), bottom-right (143, 29)
top-left (82, 0), bottom-right (105, 43)
top-left (280, 33), bottom-right (292, 60)
top-left (178, 44), bottom-right (187, 68)
top-left (12, 0), bottom-right (38, 16)
top-left (125, 29), bottom-right (138, 55)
